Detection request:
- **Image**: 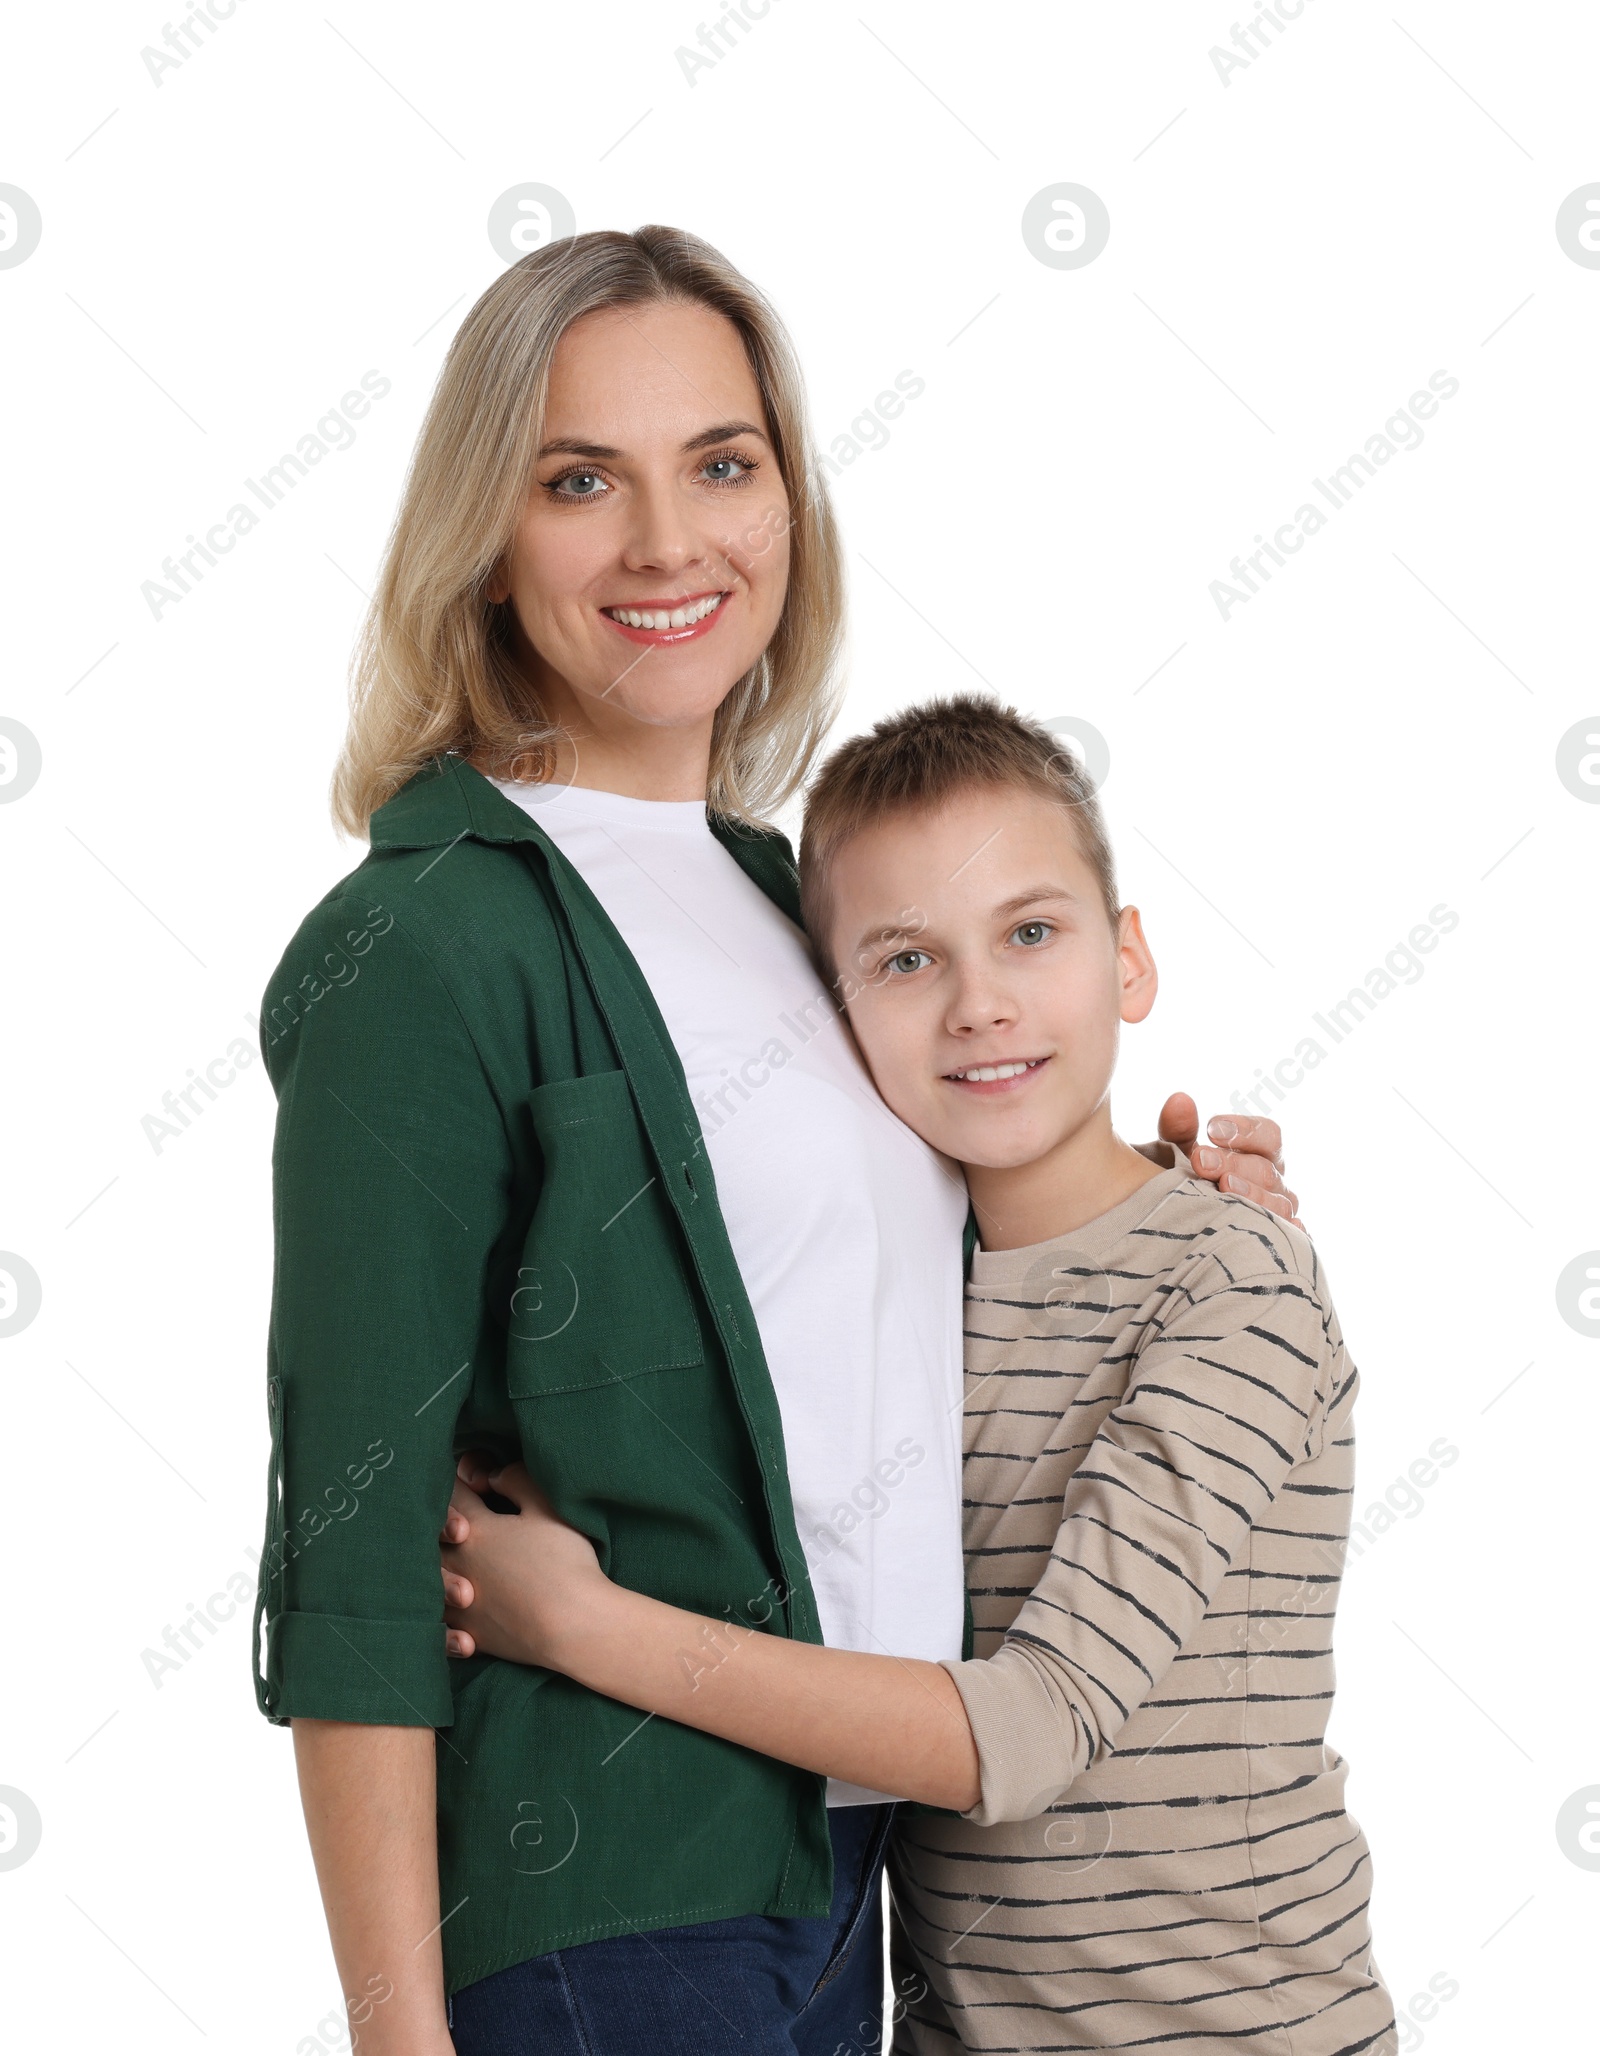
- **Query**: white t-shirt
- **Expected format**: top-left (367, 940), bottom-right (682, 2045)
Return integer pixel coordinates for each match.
top-left (495, 778), bottom-right (968, 1804)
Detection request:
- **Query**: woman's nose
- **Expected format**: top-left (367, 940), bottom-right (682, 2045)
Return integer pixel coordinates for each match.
top-left (620, 478), bottom-right (710, 575)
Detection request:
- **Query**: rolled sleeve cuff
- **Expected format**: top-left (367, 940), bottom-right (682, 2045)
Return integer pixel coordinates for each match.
top-left (262, 1611), bottom-right (454, 1729)
top-left (940, 1647), bottom-right (1080, 1826)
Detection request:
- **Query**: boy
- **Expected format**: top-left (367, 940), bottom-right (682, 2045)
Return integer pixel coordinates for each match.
top-left (441, 695), bottom-right (1396, 2053)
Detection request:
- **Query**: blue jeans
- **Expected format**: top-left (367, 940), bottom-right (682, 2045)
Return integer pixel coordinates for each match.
top-left (448, 1802), bottom-right (894, 2055)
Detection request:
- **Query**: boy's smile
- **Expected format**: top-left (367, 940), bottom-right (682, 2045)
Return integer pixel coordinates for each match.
top-left (943, 1054), bottom-right (1053, 1094)
top-left (826, 784), bottom-right (1163, 1250)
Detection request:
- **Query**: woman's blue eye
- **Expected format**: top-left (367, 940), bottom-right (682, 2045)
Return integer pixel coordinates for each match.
top-left (1012, 921), bottom-right (1051, 946)
top-left (547, 452), bottom-right (753, 504)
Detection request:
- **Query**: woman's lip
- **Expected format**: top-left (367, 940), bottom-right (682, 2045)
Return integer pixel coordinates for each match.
top-left (943, 1056), bottom-right (1053, 1097)
top-left (601, 594), bottom-right (730, 646)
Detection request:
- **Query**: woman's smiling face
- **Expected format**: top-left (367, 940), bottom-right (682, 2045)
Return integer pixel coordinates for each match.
top-left (487, 298), bottom-right (792, 746)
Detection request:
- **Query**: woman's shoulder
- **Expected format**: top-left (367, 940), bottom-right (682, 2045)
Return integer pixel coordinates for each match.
top-left (294, 757), bottom-right (560, 946)
top-left (274, 836), bottom-right (552, 985)
top-left (260, 760), bottom-right (567, 1070)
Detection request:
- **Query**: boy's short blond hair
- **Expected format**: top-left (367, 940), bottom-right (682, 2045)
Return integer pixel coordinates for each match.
top-left (799, 693), bottom-right (1120, 989)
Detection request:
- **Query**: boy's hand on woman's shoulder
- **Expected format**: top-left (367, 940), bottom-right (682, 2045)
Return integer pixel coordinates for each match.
top-left (1151, 1092), bottom-right (1304, 1231)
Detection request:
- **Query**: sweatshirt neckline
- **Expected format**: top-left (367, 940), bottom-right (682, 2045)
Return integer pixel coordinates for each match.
top-left (968, 1147), bottom-right (1193, 1283)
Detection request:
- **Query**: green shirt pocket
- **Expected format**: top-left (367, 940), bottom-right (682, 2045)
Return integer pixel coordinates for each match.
top-left (506, 1069), bottom-right (705, 1399)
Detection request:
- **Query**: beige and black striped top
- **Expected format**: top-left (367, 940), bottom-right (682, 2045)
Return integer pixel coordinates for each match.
top-left (889, 1159), bottom-right (1396, 2053)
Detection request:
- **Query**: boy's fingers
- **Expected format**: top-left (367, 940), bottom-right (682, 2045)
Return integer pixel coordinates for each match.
top-left (485, 1459), bottom-right (540, 1512)
top-left (445, 1628), bottom-right (475, 1659)
top-left (440, 1507), bottom-right (470, 1544)
top-left (1192, 1149), bottom-right (1288, 1201)
top-left (1156, 1092), bottom-right (1199, 1148)
top-left (1221, 1170), bottom-right (1288, 1205)
top-left (449, 1478), bottom-right (487, 1524)
top-left (1206, 1114), bottom-right (1284, 1172)
top-left (440, 1568), bottom-right (474, 1609)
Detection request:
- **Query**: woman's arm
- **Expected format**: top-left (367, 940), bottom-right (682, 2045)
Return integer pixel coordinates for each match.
top-left (291, 1721), bottom-right (454, 2056)
top-left (440, 1463), bottom-right (981, 1812)
top-left (257, 894), bottom-right (516, 2044)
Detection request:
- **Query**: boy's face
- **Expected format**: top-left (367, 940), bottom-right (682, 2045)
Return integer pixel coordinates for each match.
top-left (826, 784), bottom-right (1157, 1171)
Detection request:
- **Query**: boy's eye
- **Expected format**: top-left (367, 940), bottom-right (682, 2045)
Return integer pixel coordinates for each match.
top-left (1010, 921), bottom-right (1053, 947)
top-left (885, 949), bottom-right (933, 976)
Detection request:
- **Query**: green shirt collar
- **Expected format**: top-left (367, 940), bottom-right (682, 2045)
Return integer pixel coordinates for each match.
top-left (368, 754), bottom-right (552, 849)
top-left (369, 756), bottom-right (803, 927)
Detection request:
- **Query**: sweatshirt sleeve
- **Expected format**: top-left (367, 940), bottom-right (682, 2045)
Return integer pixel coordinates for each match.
top-left (252, 891), bottom-right (516, 1728)
top-left (942, 1249), bottom-right (1336, 1824)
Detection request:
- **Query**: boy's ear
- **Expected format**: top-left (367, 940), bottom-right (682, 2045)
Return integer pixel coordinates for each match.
top-left (1117, 906), bottom-right (1158, 1025)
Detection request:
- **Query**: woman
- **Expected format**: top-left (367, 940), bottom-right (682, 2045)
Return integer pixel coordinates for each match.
top-left (252, 224), bottom-right (1292, 2056)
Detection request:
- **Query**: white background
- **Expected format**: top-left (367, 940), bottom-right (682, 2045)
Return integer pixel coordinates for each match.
top-left (2, 1), bottom-right (1596, 2049)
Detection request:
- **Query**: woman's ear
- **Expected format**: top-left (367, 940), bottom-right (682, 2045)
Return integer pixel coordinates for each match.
top-left (484, 558), bottom-right (510, 606)
top-left (1116, 906), bottom-right (1158, 1025)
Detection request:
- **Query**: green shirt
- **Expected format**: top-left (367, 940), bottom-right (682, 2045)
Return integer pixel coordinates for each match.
top-left (252, 755), bottom-right (838, 1993)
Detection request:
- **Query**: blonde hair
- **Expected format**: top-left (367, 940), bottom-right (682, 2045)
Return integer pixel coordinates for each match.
top-left (799, 694), bottom-right (1120, 987)
top-left (332, 226), bottom-right (846, 836)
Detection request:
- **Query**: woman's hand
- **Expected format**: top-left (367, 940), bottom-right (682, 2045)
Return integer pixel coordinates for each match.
top-left (439, 1456), bottom-right (609, 1666)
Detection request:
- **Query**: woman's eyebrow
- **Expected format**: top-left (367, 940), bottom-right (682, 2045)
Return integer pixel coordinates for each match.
top-left (537, 420), bottom-right (769, 461)
top-left (684, 419), bottom-right (768, 452)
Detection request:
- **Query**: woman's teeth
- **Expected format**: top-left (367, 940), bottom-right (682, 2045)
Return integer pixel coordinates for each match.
top-left (949, 1059), bottom-right (1042, 1083)
top-left (604, 593), bottom-right (724, 630)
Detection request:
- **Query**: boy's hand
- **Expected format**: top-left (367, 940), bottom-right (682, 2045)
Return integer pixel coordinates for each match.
top-left (1153, 1092), bottom-right (1303, 1229)
top-left (439, 1456), bottom-right (608, 1665)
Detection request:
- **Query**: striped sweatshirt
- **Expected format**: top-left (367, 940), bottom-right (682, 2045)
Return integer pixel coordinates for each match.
top-left (888, 1159), bottom-right (1396, 2053)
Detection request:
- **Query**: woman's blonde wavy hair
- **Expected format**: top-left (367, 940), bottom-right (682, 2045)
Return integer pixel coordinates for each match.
top-left (331, 225), bottom-right (846, 837)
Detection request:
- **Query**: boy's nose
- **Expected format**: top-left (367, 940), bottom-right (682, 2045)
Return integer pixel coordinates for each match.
top-left (945, 979), bottom-right (1018, 1037)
